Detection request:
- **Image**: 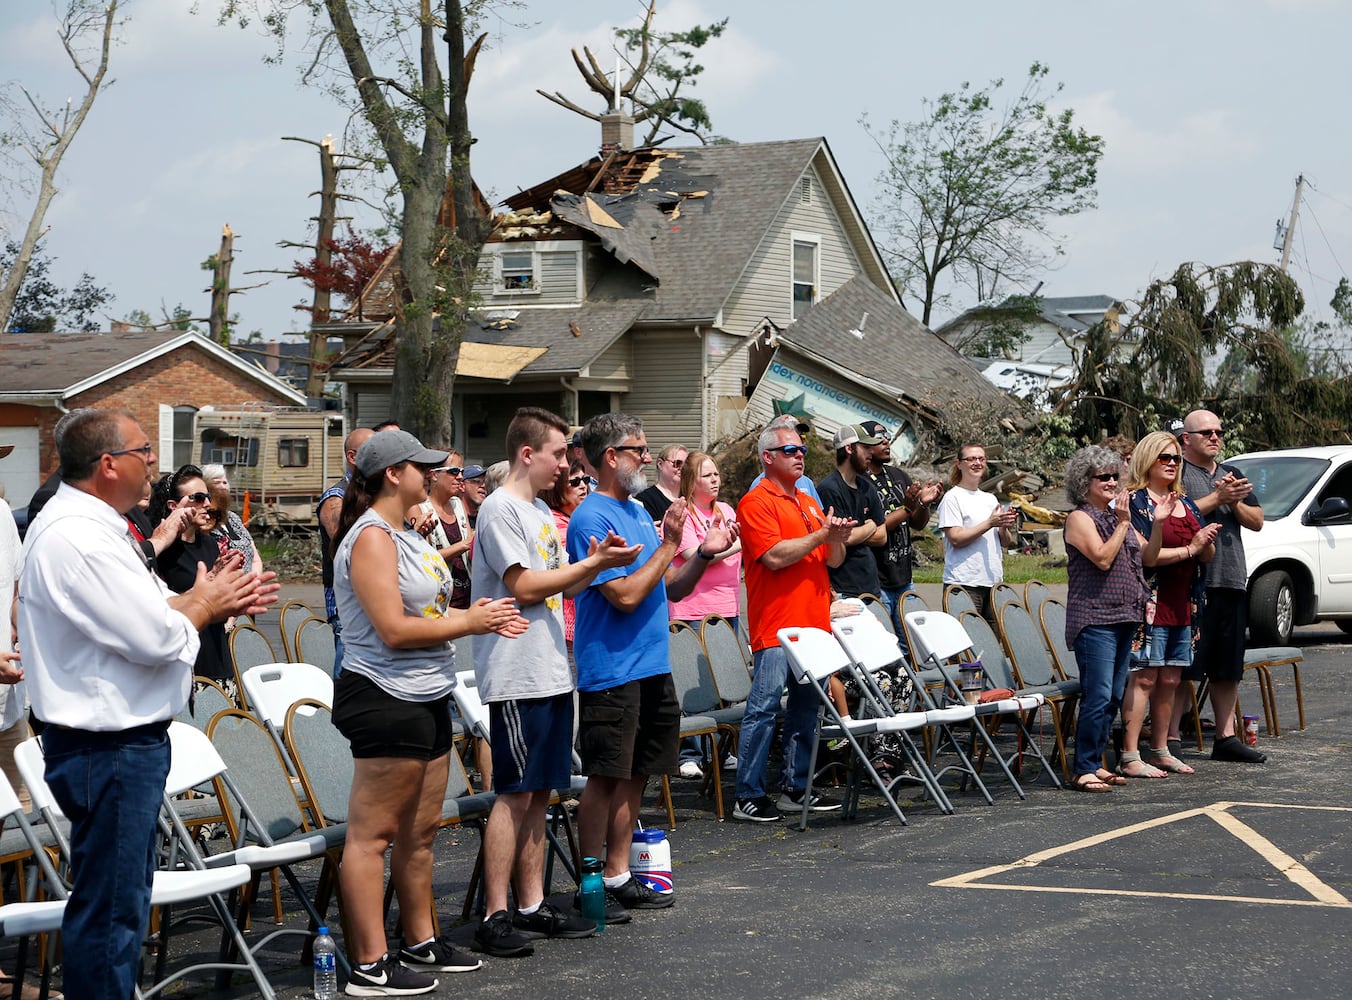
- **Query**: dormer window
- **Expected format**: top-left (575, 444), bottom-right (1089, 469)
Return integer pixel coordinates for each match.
top-left (497, 250), bottom-right (539, 293)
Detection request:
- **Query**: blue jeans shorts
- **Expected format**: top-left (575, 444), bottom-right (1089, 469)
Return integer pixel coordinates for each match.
top-left (1133, 622), bottom-right (1192, 671)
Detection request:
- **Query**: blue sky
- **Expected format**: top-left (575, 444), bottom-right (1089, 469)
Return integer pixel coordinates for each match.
top-left (2, 0), bottom-right (1348, 337)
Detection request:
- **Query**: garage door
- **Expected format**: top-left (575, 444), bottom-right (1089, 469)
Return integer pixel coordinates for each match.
top-left (0, 427), bottom-right (40, 508)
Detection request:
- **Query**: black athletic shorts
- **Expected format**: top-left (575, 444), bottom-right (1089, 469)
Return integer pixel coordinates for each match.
top-left (332, 670), bottom-right (454, 760)
top-left (1188, 588), bottom-right (1247, 683)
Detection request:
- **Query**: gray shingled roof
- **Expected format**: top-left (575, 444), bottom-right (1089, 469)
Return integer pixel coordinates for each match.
top-left (470, 297), bottom-right (648, 375)
top-left (777, 277), bottom-right (1010, 410)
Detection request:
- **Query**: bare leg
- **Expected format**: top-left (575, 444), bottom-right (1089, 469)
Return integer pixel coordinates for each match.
top-left (1209, 679), bottom-right (1240, 740)
top-left (1120, 668), bottom-right (1156, 753)
top-left (482, 789), bottom-right (551, 915)
top-left (388, 753), bottom-right (449, 948)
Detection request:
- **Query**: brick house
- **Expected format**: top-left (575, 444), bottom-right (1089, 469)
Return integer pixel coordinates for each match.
top-left (0, 330), bottom-right (305, 506)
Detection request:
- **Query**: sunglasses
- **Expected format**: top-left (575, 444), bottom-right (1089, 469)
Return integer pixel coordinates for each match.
top-left (179, 492), bottom-right (211, 504)
top-left (1157, 454), bottom-right (1181, 464)
top-left (767, 444), bottom-right (807, 457)
top-left (431, 466), bottom-right (463, 477)
top-left (612, 444), bottom-right (651, 457)
top-left (1188, 428), bottom-right (1223, 438)
top-left (1091, 472), bottom-right (1120, 483)
top-left (568, 476), bottom-right (587, 487)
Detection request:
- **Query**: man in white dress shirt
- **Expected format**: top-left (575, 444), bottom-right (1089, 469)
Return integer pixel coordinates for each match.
top-left (17, 409), bottom-right (277, 1000)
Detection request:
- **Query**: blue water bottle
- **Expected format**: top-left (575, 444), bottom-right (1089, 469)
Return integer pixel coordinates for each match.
top-left (579, 857), bottom-right (605, 934)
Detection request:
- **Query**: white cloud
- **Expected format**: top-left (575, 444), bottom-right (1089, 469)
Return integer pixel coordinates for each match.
top-left (1067, 90), bottom-right (1259, 175)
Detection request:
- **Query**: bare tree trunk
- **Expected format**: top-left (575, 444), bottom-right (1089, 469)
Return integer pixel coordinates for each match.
top-left (0, 1), bottom-right (119, 333)
top-left (209, 225), bottom-right (234, 346)
top-left (308, 137), bottom-right (339, 396)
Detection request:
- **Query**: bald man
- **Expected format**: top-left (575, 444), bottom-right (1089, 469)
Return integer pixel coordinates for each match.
top-left (317, 425), bottom-right (383, 673)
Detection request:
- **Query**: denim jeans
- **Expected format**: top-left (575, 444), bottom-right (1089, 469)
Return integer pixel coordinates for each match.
top-left (734, 645), bottom-right (818, 800)
top-left (879, 584), bottom-right (914, 656)
top-left (43, 723), bottom-right (171, 1000)
top-left (1072, 622), bottom-right (1136, 776)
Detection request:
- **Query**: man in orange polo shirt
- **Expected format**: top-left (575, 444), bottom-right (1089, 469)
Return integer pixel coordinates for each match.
top-left (733, 423), bottom-right (854, 823)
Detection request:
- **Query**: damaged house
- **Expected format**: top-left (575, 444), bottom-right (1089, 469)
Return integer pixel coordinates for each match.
top-left (324, 136), bottom-right (1007, 460)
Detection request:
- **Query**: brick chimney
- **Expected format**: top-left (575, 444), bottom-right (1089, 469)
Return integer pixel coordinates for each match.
top-left (600, 111), bottom-right (635, 156)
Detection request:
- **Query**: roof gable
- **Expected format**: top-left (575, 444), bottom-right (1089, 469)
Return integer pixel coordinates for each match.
top-left (0, 331), bottom-right (306, 404)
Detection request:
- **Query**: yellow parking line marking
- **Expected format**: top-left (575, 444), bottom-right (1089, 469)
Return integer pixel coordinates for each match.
top-left (932, 801), bottom-right (1352, 907)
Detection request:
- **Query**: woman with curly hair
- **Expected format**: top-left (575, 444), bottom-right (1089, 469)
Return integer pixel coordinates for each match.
top-left (1120, 431), bottom-right (1219, 776)
top-left (1062, 445), bottom-right (1154, 792)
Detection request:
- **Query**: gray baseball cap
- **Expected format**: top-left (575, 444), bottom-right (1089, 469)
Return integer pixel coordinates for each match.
top-left (832, 423), bottom-right (884, 449)
top-left (354, 430), bottom-right (448, 477)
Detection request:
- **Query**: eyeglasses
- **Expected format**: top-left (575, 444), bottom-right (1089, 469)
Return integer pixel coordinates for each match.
top-left (766, 444), bottom-right (807, 457)
top-left (1090, 473), bottom-right (1120, 483)
top-left (568, 476), bottom-right (587, 487)
top-left (431, 466), bottom-right (463, 477)
top-left (179, 492), bottom-right (211, 504)
top-left (1157, 454), bottom-right (1181, 464)
top-left (1187, 428), bottom-right (1223, 438)
top-left (961, 456), bottom-right (987, 464)
top-left (107, 444), bottom-right (153, 460)
top-left (664, 457), bottom-right (685, 467)
top-left (612, 444), bottom-right (651, 457)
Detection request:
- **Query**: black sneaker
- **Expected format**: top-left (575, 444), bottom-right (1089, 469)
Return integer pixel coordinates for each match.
top-left (571, 886), bottom-right (633, 925)
top-left (777, 788), bottom-right (842, 812)
top-left (732, 796), bottom-right (782, 823)
top-left (610, 875), bottom-right (674, 910)
top-left (1212, 735), bottom-right (1268, 764)
top-left (344, 953), bottom-right (438, 996)
top-left (397, 936), bottom-right (482, 974)
top-left (513, 901), bottom-right (597, 939)
top-left (472, 909), bottom-right (534, 957)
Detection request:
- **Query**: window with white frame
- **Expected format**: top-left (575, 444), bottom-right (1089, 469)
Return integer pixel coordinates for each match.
top-left (792, 238), bottom-right (819, 319)
top-left (497, 250), bottom-right (539, 293)
top-left (172, 406), bottom-right (196, 469)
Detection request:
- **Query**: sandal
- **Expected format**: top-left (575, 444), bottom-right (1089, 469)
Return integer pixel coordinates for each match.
top-left (1073, 773), bottom-right (1114, 793)
top-left (1116, 755), bottom-right (1169, 779)
top-left (1094, 768), bottom-right (1128, 786)
top-left (1147, 751), bottom-right (1195, 775)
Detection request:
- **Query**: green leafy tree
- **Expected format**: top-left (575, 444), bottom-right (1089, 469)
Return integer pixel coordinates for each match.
top-left (1050, 261), bottom-right (1352, 450)
top-left (216, 0), bottom-right (506, 442)
top-left (862, 63), bottom-right (1104, 327)
top-left (944, 294), bottom-right (1041, 358)
top-left (1, 240), bottom-right (113, 332)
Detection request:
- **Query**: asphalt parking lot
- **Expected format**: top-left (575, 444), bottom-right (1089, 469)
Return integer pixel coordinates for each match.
top-left (9, 602), bottom-right (1350, 999)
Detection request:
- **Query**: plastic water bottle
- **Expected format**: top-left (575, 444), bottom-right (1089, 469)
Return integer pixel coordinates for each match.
top-left (313, 926), bottom-right (338, 1000)
top-left (579, 857), bottom-right (605, 934)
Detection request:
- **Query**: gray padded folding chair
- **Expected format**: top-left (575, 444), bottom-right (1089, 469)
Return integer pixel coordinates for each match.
top-left (905, 610), bottom-right (1062, 796)
top-left (699, 614), bottom-right (752, 706)
top-left (228, 625), bottom-right (278, 710)
top-left (997, 602), bottom-right (1081, 773)
top-left (661, 624), bottom-right (727, 826)
top-left (277, 600), bottom-right (319, 662)
top-left (990, 583), bottom-right (1023, 616)
top-left (943, 584), bottom-right (977, 618)
top-left (1023, 580), bottom-right (1052, 620)
top-left (293, 617), bottom-right (336, 676)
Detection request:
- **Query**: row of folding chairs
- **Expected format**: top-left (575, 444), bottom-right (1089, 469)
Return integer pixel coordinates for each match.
top-left (228, 601), bottom-right (335, 704)
top-left (780, 609), bottom-right (1063, 831)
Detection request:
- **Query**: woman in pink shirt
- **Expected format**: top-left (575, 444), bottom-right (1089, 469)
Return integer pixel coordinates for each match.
top-left (667, 451), bottom-right (742, 629)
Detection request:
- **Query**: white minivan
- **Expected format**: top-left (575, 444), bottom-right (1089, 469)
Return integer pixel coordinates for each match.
top-left (1226, 446), bottom-right (1352, 644)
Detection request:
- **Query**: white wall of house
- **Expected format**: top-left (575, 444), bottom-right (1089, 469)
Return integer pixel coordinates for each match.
top-left (0, 426), bottom-right (40, 508)
top-left (473, 241), bottom-right (586, 307)
top-left (719, 164), bottom-right (866, 340)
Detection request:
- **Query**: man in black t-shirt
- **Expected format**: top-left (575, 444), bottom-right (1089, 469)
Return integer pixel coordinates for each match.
top-left (815, 424), bottom-right (886, 598)
top-left (858, 420), bottom-right (943, 633)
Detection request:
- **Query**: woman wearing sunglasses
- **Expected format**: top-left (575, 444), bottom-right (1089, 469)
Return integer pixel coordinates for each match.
top-left (407, 451), bottom-right (473, 610)
top-left (1120, 431), bottom-right (1220, 777)
top-left (537, 459), bottom-right (590, 654)
top-left (149, 464), bottom-right (235, 686)
top-left (1062, 445), bottom-right (1154, 792)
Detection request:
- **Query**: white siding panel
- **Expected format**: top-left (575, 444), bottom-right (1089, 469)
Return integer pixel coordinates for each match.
top-left (472, 244), bottom-right (583, 307)
top-left (720, 165), bottom-right (867, 339)
top-left (620, 330), bottom-right (703, 457)
top-left (587, 337), bottom-right (631, 380)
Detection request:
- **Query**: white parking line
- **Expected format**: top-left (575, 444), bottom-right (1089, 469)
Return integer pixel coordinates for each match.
top-left (932, 801), bottom-right (1352, 907)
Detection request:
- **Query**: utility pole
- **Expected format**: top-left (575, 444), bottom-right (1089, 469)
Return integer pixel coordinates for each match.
top-left (1278, 174), bottom-right (1305, 274)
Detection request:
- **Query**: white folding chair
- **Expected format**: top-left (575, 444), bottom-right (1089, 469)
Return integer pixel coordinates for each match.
top-left (241, 661), bottom-right (334, 768)
top-left (776, 627), bottom-right (917, 831)
top-left (0, 770), bottom-right (67, 999)
top-left (14, 735), bottom-right (274, 1000)
top-left (905, 610), bottom-right (1062, 794)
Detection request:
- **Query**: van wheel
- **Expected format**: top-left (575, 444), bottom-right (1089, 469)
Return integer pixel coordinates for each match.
top-left (1250, 571), bottom-right (1294, 645)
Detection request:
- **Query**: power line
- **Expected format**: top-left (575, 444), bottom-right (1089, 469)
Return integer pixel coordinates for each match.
top-left (1301, 195), bottom-right (1348, 281)
top-left (1305, 180), bottom-right (1352, 216)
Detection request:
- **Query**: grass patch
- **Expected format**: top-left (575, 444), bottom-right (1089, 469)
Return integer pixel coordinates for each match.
top-left (911, 528), bottom-right (1067, 584)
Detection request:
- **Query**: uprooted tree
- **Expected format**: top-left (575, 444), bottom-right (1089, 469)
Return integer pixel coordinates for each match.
top-left (1051, 260), bottom-right (1352, 450)
top-left (216, 0), bottom-right (500, 442)
top-left (0, 0), bottom-right (122, 334)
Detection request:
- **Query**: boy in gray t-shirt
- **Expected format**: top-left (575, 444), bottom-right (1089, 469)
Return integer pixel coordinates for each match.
top-left (472, 489), bottom-right (573, 702)
top-left (469, 407), bottom-right (642, 958)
